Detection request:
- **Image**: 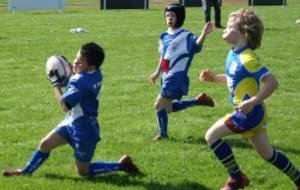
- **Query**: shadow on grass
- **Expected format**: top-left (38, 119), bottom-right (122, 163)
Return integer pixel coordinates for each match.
top-left (143, 181), bottom-right (211, 190)
top-left (181, 136), bottom-right (300, 155)
top-left (44, 173), bottom-right (212, 190)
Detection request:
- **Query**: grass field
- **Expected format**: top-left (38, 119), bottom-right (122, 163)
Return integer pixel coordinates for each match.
top-left (0, 1), bottom-right (300, 190)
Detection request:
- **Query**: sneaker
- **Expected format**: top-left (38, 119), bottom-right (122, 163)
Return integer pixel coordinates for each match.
top-left (3, 169), bottom-right (24, 177)
top-left (119, 155), bottom-right (139, 175)
top-left (196, 93), bottom-right (215, 107)
top-left (152, 135), bottom-right (169, 141)
top-left (221, 172), bottom-right (250, 190)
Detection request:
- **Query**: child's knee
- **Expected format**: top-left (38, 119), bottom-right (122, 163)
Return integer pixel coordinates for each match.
top-left (205, 131), bottom-right (214, 145)
top-left (257, 148), bottom-right (274, 160)
top-left (154, 101), bottom-right (161, 110)
top-left (39, 138), bottom-right (52, 152)
top-left (155, 102), bottom-right (166, 112)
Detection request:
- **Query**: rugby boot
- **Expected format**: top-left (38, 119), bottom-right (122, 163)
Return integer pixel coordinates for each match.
top-left (119, 155), bottom-right (140, 175)
top-left (3, 169), bottom-right (24, 177)
top-left (221, 172), bottom-right (250, 190)
top-left (196, 93), bottom-right (215, 107)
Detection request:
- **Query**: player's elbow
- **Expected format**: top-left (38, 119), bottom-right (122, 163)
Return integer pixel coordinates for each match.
top-left (264, 74), bottom-right (279, 91)
top-left (270, 77), bottom-right (279, 92)
top-left (60, 100), bottom-right (70, 112)
top-left (62, 106), bottom-right (69, 112)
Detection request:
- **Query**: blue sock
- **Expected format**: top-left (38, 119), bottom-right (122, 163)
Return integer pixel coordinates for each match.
top-left (210, 139), bottom-right (240, 179)
top-left (156, 109), bottom-right (168, 137)
top-left (22, 150), bottom-right (50, 174)
top-left (172, 99), bottom-right (199, 112)
top-left (89, 161), bottom-right (121, 175)
top-left (268, 149), bottom-right (300, 186)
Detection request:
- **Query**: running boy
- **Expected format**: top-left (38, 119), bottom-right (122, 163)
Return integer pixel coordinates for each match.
top-left (200, 8), bottom-right (300, 190)
top-left (3, 42), bottom-right (139, 177)
top-left (148, 3), bottom-right (215, 140)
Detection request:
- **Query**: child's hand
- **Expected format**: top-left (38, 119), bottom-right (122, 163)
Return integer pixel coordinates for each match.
top-left (199, 69), bottom-right (216, 82)
top-left (148, 72), bottom-right (159, 85)
top-left (48, 68), bottom-right (67, 87)
top-left (203, 22), bottom-right (216, 35)
top-left (237, 99), bottom-right (256, 115)
top-left (196, 22), bottom-right (216, 45)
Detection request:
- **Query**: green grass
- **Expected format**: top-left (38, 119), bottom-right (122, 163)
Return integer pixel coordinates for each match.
top-left (1, 0), bottom-right (300, 5)
top-left (0, 2), bottom-right (300, 190)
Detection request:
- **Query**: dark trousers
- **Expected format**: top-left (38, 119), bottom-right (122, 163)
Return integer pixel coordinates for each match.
top-left (202, 0), bottom-right (221, 26)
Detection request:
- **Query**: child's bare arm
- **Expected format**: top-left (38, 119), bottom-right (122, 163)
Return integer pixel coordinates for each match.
top-left (199, 69), bottom-right (227, 83)
top-left (196, 22), bottom-right (216, 46)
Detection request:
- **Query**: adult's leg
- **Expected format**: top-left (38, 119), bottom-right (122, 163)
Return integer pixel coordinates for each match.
top-left (211, 0), bottom-right (222, 27)
top-left (202, 0), bottom-right (211, 23)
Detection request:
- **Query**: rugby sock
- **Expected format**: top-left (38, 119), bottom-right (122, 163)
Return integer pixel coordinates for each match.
top-left (89, 161), bottom-right (121, 175)
top-left (268, 149), bottom-right (300, 186)
top-left (22, 150), bottom-right (50, 174)
top-left (172, 99), bottom-right (199, 112)
top-left (210, 139), bottom-right (241, 179)
top-left (156, 109), bottom-right (168, 137)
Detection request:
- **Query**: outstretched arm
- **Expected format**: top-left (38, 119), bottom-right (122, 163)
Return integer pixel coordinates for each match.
top-left (199, 69), bottom-right (227, 83)
top-left (196, 22), bottom-right (216, 46)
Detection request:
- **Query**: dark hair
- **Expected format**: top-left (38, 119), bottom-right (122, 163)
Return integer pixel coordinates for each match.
top-left (80, 42), bottom-right (105, 68)
top-left (165, 3), bottom-right (185, 28)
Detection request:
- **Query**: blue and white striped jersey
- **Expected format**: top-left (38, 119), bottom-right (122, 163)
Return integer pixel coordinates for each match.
top-left (159, 28), bottom-right (202, 76)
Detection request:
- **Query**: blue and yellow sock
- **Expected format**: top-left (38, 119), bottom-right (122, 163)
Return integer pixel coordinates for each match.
top-left (210, 139), bottom-right (241, 179)
top-left (268, 149), bottom-right (300, 186)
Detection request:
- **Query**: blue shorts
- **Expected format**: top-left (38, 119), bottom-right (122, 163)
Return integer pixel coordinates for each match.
top-left (223, 104), bottom-right (267, 138)
top-left (54, 120), bottom-right (100, 163)
top-left (161, 73), bottom-right (189, 100)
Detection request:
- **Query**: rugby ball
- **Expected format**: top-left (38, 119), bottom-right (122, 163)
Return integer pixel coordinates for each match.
top-left (45, 55), bottom-right (72, 87)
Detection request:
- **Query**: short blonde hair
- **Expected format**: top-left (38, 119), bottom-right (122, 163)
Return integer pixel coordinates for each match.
top-left (229, 8), bottom-right (264, 50)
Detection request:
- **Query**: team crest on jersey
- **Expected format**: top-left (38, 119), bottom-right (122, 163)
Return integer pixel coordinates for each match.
top-left (229, 61), bottom-right (238, 75)
top-left (67, 85), bottom-right (79, 95)
top-left (171, 42), bottom-right (179, 51)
